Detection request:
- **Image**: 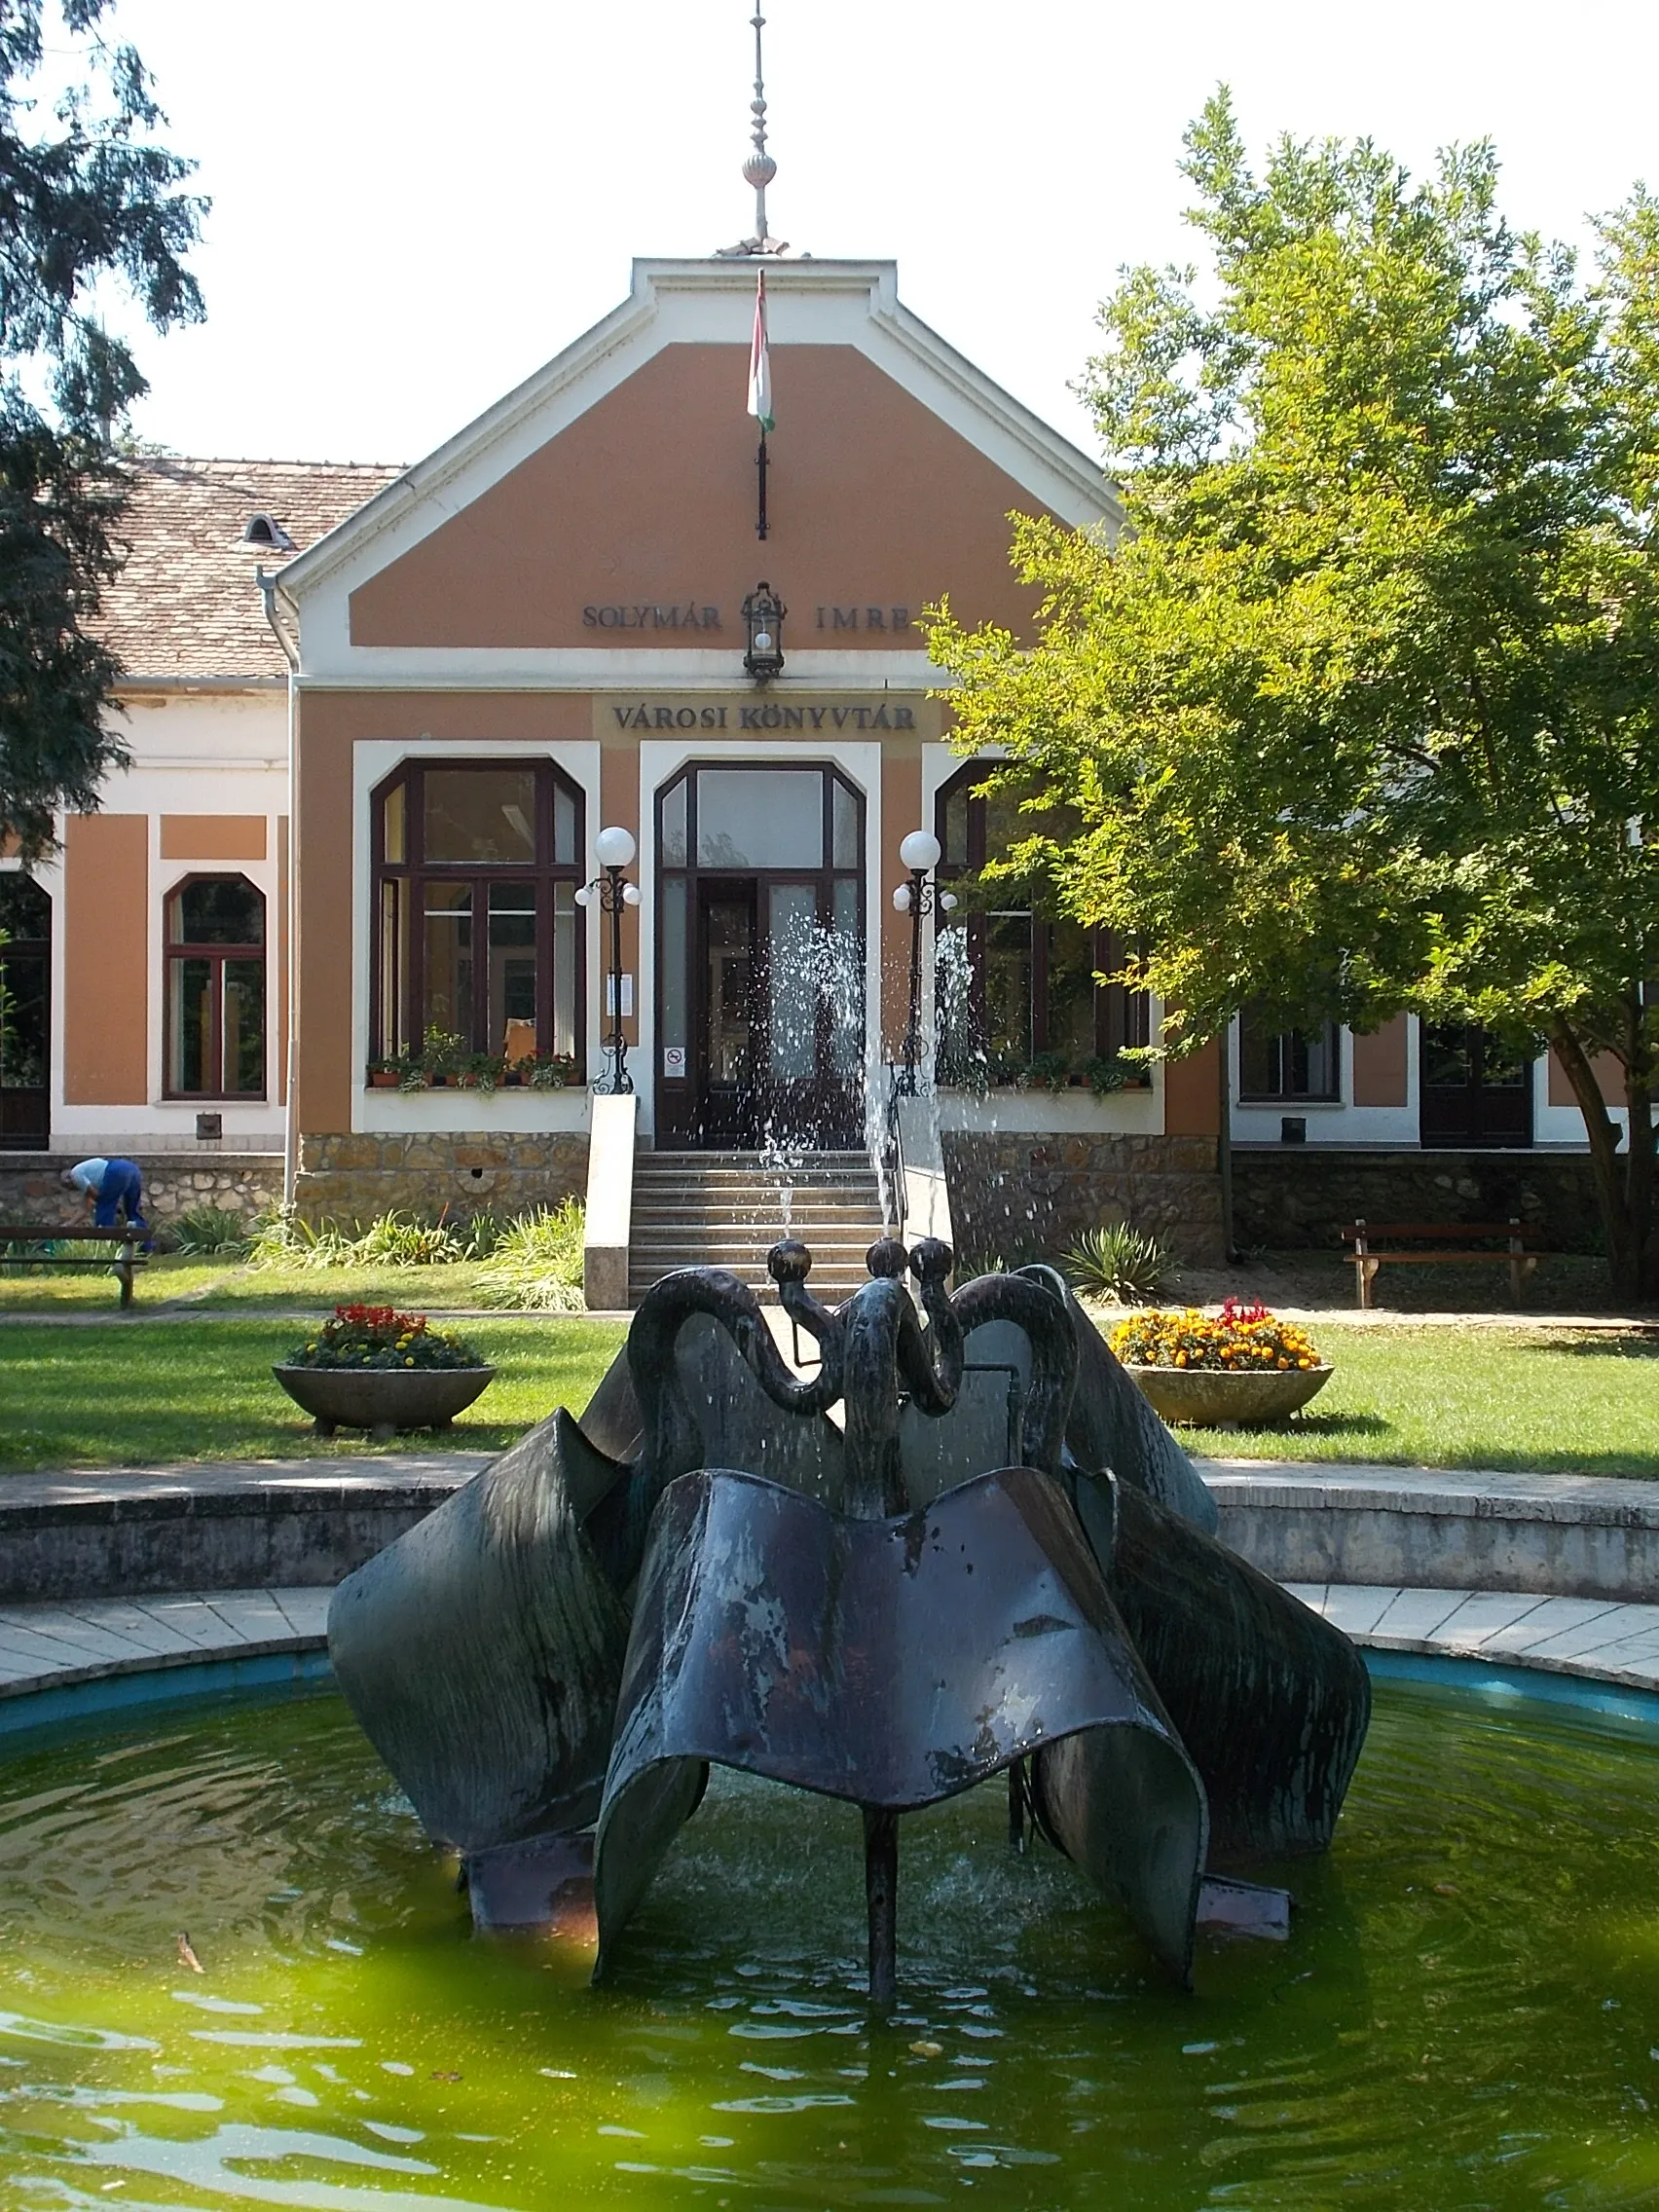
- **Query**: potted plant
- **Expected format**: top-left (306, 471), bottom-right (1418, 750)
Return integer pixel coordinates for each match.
top-left (1109, 1301), bottom-right (1332, 1427)
top-left (419, 1027), bottom-right (467, 1088)
top-left (273, 1304), bottom-right (496, 1441)
top-left (459, 1051), bottom-right (505, 1093)
top-left (1026, 1049), bottom-right (1073, 1093)
top-left (529, 1051), bottom-right (584, 1089)
top-left (367, 1055), bottom-right (406, 1090)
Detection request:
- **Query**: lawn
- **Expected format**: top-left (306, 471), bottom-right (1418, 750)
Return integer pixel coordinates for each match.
top-left (1, 1309), bottom-right (1655, 1479)
top-left (0, 1316), bottom-right (627, 1473)
top-left (0, 1255), bottom-right (519, 1312)
top-left (1169, 1322), bottom-right (1659, 1476)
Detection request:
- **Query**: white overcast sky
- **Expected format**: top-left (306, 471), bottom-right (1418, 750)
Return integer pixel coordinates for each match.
top-left (96, 0), bottom-right (1659, 468)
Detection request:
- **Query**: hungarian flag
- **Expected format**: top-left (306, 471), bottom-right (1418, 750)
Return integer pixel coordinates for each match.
top-left (748, 270), bottom-right (775, 434)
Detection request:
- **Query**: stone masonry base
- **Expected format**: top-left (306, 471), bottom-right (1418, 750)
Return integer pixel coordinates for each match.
top-left (0, 1152), bottom-right (282, 1229)
top-left (294, 1131), bottom-right (589, 1228)
top-left (1232, 1146), bottom-right (1607, 1255)
top-left (941, 1131), bottom-right (1224, 1269)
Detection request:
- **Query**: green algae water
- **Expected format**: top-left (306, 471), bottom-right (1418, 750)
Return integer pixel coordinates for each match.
top-left (0, 1682), bottom-right (1654, 2209)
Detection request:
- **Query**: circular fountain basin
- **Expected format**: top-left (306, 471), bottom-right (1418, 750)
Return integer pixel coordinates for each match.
top-left (0, 1677), bottom-right (1651, 2207)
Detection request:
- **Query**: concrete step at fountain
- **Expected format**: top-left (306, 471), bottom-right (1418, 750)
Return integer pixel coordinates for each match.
top-left (628, 1151), bottom-right (889, 1305)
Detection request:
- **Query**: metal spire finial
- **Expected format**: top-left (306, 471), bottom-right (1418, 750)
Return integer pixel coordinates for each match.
top-left (717, 6), bottom-right (790, 257)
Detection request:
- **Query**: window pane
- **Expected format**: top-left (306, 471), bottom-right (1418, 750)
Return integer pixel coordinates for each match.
top-left (660, 777), bottom-right (687, 866)
top-left (553, 882), bottom-right (577, 1058)
top-left (1047, 921), bottom-right (1097, 1057)
top-left (223, 958), bottom-right (265, 1095)
top-left (984, 914), bottom-right (1034, 1060)
top-left (707, 896), bottom-right (753, 1082)
top-left (660, 875), bottom-right (687, 1053)
top-left (935, 921), bottom-right (976, 1084)
top-left (0, 949), bottom-right (47, 1088)
top-left (383, 780), bottom-right (406, 865)
top-left (1422, 1024), bottom-right (1471, 1088)
top-left (171, 876), bottom-right (263, 945)
top-left (830, 876), bottom-right (864, 1075)
top-left (696, 769), bottom-right (823, 867)
top-left (1479, 1034), bottom-right (1530, 1088)
top-left (424, 769), bottom-right (536, 865)
top-left (378, 879), bottom-right (409, 1057)
top-left (767, 883), bottom-right (818, 1079)
top-left (553, 784), bottom-right (576, 867)
top-left (0, 874), bottom-right (49, 940)
top-left (831, 780), bottom-right (859, 868)
top-left (1238, 1011), bottom-right (1283, 1097)
top-left (487, 883), bottom-right (537, 1054)
top-left (168, 957), bottom-right (211, 1091)
top-left (940, 783), bottom-right (970, 869)
top-left (423, 883), bottom-right (473, 1041)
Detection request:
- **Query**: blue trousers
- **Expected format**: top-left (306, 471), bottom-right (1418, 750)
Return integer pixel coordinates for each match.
top-left (93, 1161), bottom-right (149, 1240)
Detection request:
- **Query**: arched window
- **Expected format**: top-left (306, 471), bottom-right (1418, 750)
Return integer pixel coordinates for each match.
top-left (166, 874), bottom-right (266, 1098)
top-left (371, 758), bottom-right (585, 1067)
top-left (933, 760), bottom-right (1150, 1084)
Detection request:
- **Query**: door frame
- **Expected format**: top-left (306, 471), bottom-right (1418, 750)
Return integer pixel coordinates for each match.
top-left (654, 759), bottom-right (867, 1150)
top-left (1419, 1020), bottom-right (1534, 1148)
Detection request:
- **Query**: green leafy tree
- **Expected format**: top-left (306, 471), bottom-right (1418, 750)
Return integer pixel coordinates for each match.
top-left (0, 0), bottom-right (203, 858)
top-left (928, 92), bottom-right (1659, 1301)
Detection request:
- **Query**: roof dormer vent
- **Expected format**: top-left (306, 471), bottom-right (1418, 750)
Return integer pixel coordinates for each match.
top-left (242, 513), bottom-right (294, 551)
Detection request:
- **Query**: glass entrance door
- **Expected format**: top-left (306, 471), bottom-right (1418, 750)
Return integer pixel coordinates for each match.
top-left (660, 764), bottom-right (866, 1150)
top-left (1419, 1022), bottom-right (1533, 1147)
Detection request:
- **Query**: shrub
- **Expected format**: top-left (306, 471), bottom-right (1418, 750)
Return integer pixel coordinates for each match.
top-left (283, 1305), bottom-right (485, 1371)
top-left (170, 1203), bottom-right (249, 1257)
top-left (1109, 1304), bottom-right (1321, 1372)
top-left (474, 1199), bottom-right (586, 1311)
top-left (245, 1204), bottom-right (354, 1271)
top-left (463, 1211), bottom-right (504, 1260)
top-left (1065, 1224), bottom-right (1169, 1304)
top-left (350, 1210), bottom-right (466, 1267)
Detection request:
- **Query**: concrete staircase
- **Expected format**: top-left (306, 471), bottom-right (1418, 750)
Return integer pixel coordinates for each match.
top-left (628, 1151), bottom-right (890, 1307)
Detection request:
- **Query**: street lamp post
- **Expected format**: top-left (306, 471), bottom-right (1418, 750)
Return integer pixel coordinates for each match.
top-left (575, 825), bottom-right (641, 1095)
top-left (891, 828), bottom-right (956, 1095)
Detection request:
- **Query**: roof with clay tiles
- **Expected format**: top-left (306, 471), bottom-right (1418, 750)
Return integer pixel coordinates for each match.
top-left (98, 456), bottom-right (405, 682)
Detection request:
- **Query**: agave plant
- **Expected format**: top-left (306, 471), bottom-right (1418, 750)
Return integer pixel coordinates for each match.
top-left (1064, 1223), bottom-right (1169, 1305)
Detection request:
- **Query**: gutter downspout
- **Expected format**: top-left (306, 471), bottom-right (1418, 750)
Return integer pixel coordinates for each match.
top-left (257, 570), bottom-right (302, 1207)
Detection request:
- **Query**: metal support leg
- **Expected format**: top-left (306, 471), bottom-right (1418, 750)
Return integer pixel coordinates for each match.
top-left (863, 1804), bottom-right (898, 2010)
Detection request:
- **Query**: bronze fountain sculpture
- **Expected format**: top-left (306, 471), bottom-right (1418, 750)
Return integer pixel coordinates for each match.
top-left (329, 1239), bottom-right (1370, 2003)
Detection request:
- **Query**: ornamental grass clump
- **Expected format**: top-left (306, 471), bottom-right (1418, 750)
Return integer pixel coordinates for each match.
top-left (284, 1305), bottom-right (485, 1372)
top-left (1109, 1300), bottom-right (1321, 1373)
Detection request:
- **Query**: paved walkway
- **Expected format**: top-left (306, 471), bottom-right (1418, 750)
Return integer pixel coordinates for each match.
top-left (1204, 1456), bottom-right (1659, 1518)
top-left (0, 1453), bottom-right (489, 1514)
top-left (0, 1586), bottom-right (330, 1698)
top-left (1289, 1583), bottom-right (1659, 1691)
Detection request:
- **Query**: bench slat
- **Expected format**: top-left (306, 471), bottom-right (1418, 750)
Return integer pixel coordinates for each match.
top-left (1341, 1222), bottom-right (1543, 1241)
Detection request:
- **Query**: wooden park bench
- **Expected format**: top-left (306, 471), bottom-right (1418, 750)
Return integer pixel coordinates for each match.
top-left (0, 1225), bottom-right (149, 1309)
top-left (1340, 1218), bottom-right (1543, 1310)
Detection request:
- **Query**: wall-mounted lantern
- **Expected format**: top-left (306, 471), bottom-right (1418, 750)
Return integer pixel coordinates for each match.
top-left (741, 581), bottom-right (787, 681)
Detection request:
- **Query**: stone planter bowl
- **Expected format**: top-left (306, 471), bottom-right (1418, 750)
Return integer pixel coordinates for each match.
top-left (273, 1363), bottom-right (496, 1443)
top-left (1124, 1363), bottom-right (1333, 1429)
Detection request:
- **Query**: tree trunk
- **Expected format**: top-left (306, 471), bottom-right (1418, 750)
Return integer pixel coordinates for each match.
top-left (1548, 1016), bottom-right (1656, 1306)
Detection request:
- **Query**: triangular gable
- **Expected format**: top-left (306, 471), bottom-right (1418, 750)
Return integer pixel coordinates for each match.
top-left (276, 260), bottom-right (1114, 672)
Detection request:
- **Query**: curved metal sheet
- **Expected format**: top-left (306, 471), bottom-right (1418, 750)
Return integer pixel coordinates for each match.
top-left (592, 1464), bottom-right (1206, 1983)
top-left (327, 1406), bottom-right (631, 1853)
top-left (1102, 1478), bottom-right (1372, 1861)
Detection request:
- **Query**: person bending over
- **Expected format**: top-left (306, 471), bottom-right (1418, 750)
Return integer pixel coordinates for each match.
top-left (61, 1158), bottom-right (152, 1249)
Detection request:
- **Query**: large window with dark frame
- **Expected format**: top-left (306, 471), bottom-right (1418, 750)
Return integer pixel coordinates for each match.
top-left (1236, 1009), bottom-right (1343, 1102)
top-left (165, 874), bottom-right (267, 1099)
top-left (370, 758), bottom-right (585, 1067)
top-left (933, 759), bottom-right (1150, 1084)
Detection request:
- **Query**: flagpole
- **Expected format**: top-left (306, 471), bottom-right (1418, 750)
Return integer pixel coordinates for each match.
top-left (756, 429), bottom-right (768, 540)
